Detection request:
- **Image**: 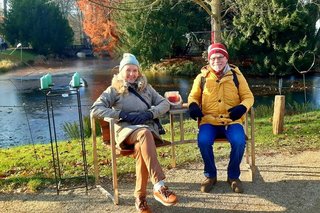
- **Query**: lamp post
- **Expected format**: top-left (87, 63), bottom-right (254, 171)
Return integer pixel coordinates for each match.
top-left (17, 43), bottom-right (22, 62)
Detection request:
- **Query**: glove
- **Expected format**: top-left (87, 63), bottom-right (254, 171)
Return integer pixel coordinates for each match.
top-left (119, 111), bottom-right (153, 125)
top-left (189, 102), bottom-right (204, 121)
top-left (119, 111), bottom-right (138, 123)
top-left (131, 111), bottom-right (153, 125)
top-left (228, 104), bottom-right (247, 121)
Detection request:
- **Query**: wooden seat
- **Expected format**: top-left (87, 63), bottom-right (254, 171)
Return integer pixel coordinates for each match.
top-left (90, 113), bottom-right (174, 205)
top-left (91, 105), bottom-right (255, 205)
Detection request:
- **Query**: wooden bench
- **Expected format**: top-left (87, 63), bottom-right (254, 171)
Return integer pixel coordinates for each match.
top-left (90, 105), bottom-right (255, 205)
top-left (168, 105), bottom-right (255, 179)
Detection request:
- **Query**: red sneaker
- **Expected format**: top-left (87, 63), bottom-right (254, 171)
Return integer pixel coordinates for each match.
top-left (153, 186), bottom-right (178, 206)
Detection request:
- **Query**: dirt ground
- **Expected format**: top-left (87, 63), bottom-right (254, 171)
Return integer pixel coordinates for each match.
top-left (0, 150), bottom-right (319, 213)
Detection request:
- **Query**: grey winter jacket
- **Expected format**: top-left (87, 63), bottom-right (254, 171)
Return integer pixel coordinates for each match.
top-left (90, 73), bottom-right (170, 150)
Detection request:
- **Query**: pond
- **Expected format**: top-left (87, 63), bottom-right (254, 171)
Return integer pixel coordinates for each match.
top-left (0, 58), bottom-right (319, 148)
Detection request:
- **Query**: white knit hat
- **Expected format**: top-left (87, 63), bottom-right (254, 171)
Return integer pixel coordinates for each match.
top-left (119, 53), bottom-right (140, 71)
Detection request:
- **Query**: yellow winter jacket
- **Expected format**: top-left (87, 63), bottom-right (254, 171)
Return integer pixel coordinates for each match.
top-left (188, 64), bottom-right (254, 126)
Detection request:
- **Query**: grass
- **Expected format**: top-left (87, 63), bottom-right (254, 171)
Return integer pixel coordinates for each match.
top-left (255, 110), bottom-right (320, 152)
top-left (0, 49), bottom-right (38, 73)
top-left (0, 107), bottom-right (320, 193)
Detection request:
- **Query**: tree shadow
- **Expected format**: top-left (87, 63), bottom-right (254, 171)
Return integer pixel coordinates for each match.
top-left (1, 160), bottom-right (319, 213)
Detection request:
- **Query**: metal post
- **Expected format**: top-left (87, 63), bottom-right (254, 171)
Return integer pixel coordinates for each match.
top-left (303, 73), bottom-right (307, 104)
top-left (45, 91), bottom-right (59, 195)
top-left (44, 87), bottom-right (89, 195)
top-left (76, 88), bottom-right (89, 193)
top-left (50, 99), bottom-right (62, 184)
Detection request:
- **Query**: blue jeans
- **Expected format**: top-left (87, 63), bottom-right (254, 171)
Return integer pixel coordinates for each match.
top-left (197, 123), bottom-right (246, 179)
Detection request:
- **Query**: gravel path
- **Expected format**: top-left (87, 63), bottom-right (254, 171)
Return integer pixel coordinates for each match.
top-left (1, 150), bottom-right (319, 213)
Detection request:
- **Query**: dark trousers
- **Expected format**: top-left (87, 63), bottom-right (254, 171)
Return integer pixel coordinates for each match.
top-left (197, 123), bottom-right (246, 179)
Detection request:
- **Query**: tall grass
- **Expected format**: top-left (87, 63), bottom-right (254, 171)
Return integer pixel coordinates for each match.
top-left (0, 49), bottom-right (38, 73)
top-left (62, 116), bottom-right (101, 140)
top-left (254, 101), bottom-right (316, 118)
top-left (0, 59), bottom-right (16, 73)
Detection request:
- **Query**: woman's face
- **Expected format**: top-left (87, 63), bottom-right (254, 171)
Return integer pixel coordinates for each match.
top-left (209, 53), bottom-right (228, 72)
top-left (121, 64), bottom-right (140, 83)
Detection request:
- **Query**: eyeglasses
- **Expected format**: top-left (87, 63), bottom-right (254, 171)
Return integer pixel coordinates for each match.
top-left (210, 56), bottom-right (225, 61)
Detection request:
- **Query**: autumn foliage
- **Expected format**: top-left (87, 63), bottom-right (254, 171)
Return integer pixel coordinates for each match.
top-left (77, 0), bottom-right (118, 56)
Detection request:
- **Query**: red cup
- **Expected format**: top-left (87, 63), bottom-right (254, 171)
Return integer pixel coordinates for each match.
top-left (168, 95), bottom-right (180, 103)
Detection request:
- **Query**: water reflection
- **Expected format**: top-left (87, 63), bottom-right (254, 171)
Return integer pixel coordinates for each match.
top-left (146, 73), bottom-right (192, 102)
top-left (0, 59), bottom-right (319, 148)
top-left (311, 76), bottom-right (320, 106)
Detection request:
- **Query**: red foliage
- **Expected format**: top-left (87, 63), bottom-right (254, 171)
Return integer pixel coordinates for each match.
top-left (77, 0), bottom-right (119, 56)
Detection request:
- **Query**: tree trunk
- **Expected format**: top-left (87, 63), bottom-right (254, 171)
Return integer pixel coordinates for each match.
top-left (4, 0), bottom-right (7, 17)
top-left (210, 0), bottom-right (222, 43)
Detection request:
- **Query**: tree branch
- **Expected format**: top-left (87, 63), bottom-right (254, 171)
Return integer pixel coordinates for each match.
top-left (221, 3), bottom-right (235, 18)
top-left (85, 0), bottom-right (162, 11)
top-left (193, 0), bottom-right (214, 16)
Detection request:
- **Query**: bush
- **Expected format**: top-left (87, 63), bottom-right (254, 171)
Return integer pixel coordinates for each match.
top-left (0, 59), bottom-right (17, 73)
top-left (147, 57), bottom-right (205, 77)
top-left (63, 116), bottom-right (101, 140)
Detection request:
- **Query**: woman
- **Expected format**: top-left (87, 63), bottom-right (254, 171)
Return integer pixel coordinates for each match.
top-left (91, 53), bottom-right (177, 213)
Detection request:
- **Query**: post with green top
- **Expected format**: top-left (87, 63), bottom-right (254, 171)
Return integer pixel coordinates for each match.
top-left (46, 73), bottom-right (52, 86)
top-left (40, 75), bottom-right (49, 90)
top-left (71, 72), bottom-right (80, 87)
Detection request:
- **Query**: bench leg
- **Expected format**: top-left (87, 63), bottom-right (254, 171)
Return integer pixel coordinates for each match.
top-left (111, 147), bottom-right (119, 204)
top-left (170, 113), bottom-right (176, 168)
top-left (91, 116), bottom-right (100, 185)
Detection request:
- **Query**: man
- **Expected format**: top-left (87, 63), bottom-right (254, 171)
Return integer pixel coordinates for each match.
top-left (188, 43), bottom-right (254, 193)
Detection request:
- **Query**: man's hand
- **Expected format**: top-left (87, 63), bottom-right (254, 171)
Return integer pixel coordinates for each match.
top-left (228, 105), bottom-right (247, 121)
top-left (189, 102), bottom-right (204, 121)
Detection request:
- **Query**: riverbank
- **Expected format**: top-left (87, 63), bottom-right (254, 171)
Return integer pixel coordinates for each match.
top-left (0, 57), bottom-right (118, 79)
top-left (1, 150), bottom-right (319, 212)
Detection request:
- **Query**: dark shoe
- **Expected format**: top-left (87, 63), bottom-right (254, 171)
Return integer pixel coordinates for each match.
top-left (153, 186), bottom-right (178, 206)
top-left (200, 177), bottom-right (217, 193)
top-left (135, 196), bottom-right (152, 213)
top-left (227, 178), bottom-right (244, 193)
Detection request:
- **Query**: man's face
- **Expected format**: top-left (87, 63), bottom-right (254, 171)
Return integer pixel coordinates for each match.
top-left (121, 64), bottom-right (140, 83)
top-left (209, 53), bottom-right (228, 72)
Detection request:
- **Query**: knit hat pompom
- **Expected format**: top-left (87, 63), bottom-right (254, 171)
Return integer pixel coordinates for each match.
top-left (119, 53), bottom-right (140, 72)
top-left (207, 43), bottom-right (229, 60)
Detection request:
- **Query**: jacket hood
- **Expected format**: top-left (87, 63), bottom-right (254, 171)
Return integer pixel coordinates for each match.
top-left (111, 74), bottom-right (148, 94)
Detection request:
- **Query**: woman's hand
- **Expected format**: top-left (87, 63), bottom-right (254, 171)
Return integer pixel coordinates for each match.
top-left (131, 111), bottom-right (153, 125)
top-left (119, 111), bottom-right (153, 125)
